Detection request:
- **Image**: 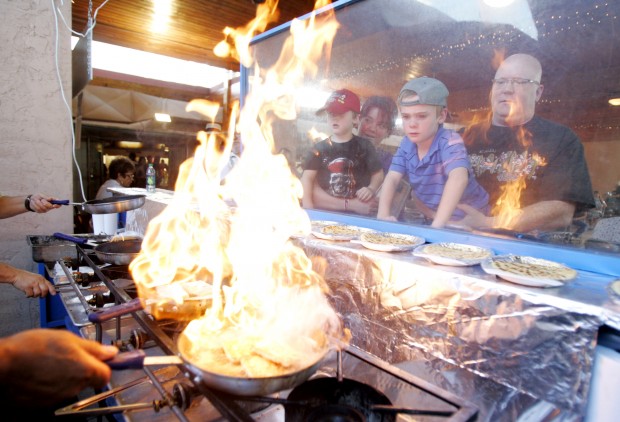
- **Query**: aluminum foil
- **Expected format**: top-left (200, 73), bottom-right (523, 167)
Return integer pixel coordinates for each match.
top-left (293, 236), bottom-right (616, 421)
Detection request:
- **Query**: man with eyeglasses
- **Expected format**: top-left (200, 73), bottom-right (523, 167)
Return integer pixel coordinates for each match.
top-left (459, 53), bottom-right (594, 233)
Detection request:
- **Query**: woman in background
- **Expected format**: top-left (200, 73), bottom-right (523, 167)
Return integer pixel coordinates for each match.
top-left (358, 95), bottom-right (398, 174)
top-left (96, 156), bottom-right (135, 199)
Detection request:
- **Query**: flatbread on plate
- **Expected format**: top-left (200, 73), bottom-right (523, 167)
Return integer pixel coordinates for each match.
top-left (357, 232), bottom-right (425, 252)
top-left (312, 224), bottom-right (375, 241)
top-left (481, 255), bottom-right (577, 287)
top-left (413, 243), bottom-right (493, 266)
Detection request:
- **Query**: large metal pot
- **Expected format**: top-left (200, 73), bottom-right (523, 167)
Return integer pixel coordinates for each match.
top-left (106, 330), bottom-right (328, 396)
top-left (93, 239), bottom-right (142, 265)
top-left (51, 195), bottom-right (146, 214)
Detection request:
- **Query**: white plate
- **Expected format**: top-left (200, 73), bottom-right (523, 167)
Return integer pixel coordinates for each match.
top-left (353, 232), bottom-right (425, 252)
top-left (311, 224), bottom-right (376, 241)
top-left (310, 220), bottom-right (340, 230)
top-left (413, 243), bottom-right (493, 266)
top-left (608, 280), bottom-right (620, 303)
top-left (480, 255), bottom-right (577, 288)
top-left (291, 220), bottom-right (340, 239)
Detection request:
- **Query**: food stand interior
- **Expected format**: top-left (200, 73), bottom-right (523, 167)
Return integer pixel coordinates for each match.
top-left (25, 0), bottom-right (620, 420)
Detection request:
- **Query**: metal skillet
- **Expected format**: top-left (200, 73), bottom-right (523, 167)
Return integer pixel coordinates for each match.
top-left (52, 233), bottom-right (142, 265)
top-left (51, 194), bottom-right (146, 214)
top-left (105, 331), bottom-right (328, 396)
top-left (93, 239), bottom-right (142, 265)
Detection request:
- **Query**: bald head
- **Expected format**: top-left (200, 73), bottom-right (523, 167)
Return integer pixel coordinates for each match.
top-left (499, 54), bottom-right (542, 81)
top-left (491, 54), bottom-right (544, 126)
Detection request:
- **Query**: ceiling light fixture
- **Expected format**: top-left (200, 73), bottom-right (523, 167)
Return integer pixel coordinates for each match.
top-left (117, 141), bottom-right (144, 149)
top-left (155, 113), bottom-right (172, 122)
top-left (609, 98), bottom-right (620, 106)
top-left (152, 0), bottom-right (173, 33)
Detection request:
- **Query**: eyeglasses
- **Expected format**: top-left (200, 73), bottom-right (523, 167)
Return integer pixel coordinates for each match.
top-left (124, 173), bottom-right (135, 179)
top-left (492, 78), bottom-right (540, 88)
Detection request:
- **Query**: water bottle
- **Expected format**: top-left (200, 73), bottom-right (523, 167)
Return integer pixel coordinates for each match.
top-left (146, 163), bottom-right (156, 193)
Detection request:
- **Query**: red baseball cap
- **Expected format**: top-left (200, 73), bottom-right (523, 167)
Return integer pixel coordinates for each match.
top-left (317, 89), bottom-right (361, 115)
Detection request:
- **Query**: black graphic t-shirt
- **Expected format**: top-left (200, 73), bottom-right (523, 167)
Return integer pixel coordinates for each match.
top-left (302, 136), bottom-right (383, 199)
top-left (464, 116), bottom-right (594, 211)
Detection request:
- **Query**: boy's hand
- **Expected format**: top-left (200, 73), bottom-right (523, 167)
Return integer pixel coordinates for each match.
top-left (355, 187), bottom-right (376, 202)
top-left (348, 197), bottom-right (377, 215)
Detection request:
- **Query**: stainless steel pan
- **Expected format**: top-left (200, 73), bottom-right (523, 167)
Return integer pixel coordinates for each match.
top-left (106, 330), bottom-right (327, 396)
top-left (54, 233), bottom-right (142, 265)
top-left (51, 194), bottom-right (146, 214)
top-left (93, 239), bottom-right (142, 265)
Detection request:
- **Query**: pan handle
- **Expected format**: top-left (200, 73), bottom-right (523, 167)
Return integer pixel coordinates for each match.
top-left (105, 350), bottom-right (148, 369)
top-left (88, 298), bottom-right (144, 323)
top-left (105, 349), bottom-right (183, 369)
top-left (53, 232), bottom-right (88, 244)
top-left (51, 200), bottom-right (82, 206)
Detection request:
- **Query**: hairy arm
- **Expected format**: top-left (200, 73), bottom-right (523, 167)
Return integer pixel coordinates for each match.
top-left (0, 329), bottom-right (118, 408)
top-left (458, 200), bottom-right (575, 232)
top-left (510, 200), bottom-right (575, 232)
top-left (0, 263), bottom-right (56, 297)
top-left (0, 194), bottom-right (59, 219)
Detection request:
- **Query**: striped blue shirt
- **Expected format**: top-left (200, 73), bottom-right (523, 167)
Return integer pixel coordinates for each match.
top-left (390, 127), bottom-right (489, 218)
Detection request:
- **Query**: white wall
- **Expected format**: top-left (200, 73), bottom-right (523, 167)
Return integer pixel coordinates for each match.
top-left (0, 1), bottom-right (73, 336)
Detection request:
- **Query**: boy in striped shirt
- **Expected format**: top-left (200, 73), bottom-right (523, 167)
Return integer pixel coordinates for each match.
top-left (377, 77), bottom-right (488, 228)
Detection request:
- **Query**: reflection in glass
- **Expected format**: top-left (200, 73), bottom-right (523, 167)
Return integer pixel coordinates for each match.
top-left (245, 0), bottom-right (620, 252)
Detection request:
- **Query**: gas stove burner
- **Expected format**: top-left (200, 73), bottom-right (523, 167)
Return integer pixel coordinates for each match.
top-left (308, 404), bottom-right (365, 422)
top-left (172, 383), bottom-right (200, 411)
top-left (285, 378), bottom-right (395, 422)
top-left (100, 264), bottom-right (132, 280)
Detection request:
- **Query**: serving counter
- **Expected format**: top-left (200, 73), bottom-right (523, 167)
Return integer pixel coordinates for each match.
top-left (112, 188), bottom-right (620, 420)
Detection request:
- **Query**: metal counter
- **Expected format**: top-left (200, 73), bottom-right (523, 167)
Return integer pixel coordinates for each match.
top-left (292, 223), bottom-right (620, 420)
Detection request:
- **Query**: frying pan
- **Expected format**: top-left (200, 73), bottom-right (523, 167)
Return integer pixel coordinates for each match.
top-left (106, 331), bottom-right (328, 396)
top-left (51, 194), bottom-right (146, 214)
top-left (93, 239), bottom-right (142, 265)
top-left (54, 233), bottom-right (142, 265)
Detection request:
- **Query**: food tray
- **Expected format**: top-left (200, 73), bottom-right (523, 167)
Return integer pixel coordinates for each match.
top-left (27, 235), bottom-right (77, 263)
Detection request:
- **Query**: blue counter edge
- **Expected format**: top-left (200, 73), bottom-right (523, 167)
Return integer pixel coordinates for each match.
top-left (305, 210), bottom-right (620, 278)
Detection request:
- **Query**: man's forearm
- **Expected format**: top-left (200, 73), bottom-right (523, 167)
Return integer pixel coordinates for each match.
top-left (501, 200), bottom-right (575, 232)
top-left (0, 263), bottom-right (18, 285)
top-left (0, 196), bottom-right (29, 219)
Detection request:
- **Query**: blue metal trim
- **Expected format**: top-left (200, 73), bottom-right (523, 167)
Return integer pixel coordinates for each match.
top-left (249, 0), bottom-right (362, 46)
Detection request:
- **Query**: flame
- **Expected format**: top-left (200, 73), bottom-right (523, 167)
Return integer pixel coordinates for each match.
top-left (463, 109), bottom-right (547, 230)
top-left (308, 127), bottom-right (328, 143)
top-left (213, 0), bottom-right (281, 68)
top-left (491, 48), bottom-right (506, 71)
top-left (129, 0), bottom-right (349, 377)
top-left (489, 126), bottom-right (547, 229)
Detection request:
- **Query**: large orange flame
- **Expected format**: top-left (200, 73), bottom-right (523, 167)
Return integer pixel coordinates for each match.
top-left (129, 0), bottom-right (348, 377)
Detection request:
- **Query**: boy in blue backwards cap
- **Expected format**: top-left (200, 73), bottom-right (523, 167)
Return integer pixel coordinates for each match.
top-left (377, 77), bottom-right (488, 227)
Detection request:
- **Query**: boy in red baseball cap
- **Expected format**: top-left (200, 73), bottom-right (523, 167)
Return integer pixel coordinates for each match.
top-left (301, 89), bottom-right (384, 215)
